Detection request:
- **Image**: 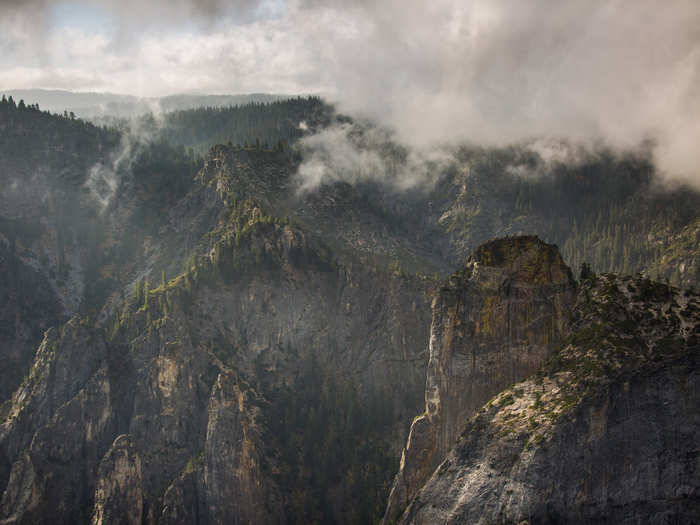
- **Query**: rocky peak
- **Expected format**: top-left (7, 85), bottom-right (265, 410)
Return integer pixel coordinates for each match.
top-left (447, 235), bottom-right (573, 291)
top-left (398, 274), bottom-right (700, 524)
top-left (383, 235), bottom-right (576, 523)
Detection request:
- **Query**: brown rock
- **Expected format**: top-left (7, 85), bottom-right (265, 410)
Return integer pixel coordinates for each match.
top-left (384, 236), bottom-right (576, 523)
top-left (92, 435), bottom-right (143, 525)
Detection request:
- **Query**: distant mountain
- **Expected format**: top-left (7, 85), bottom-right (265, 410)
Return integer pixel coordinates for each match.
top-left (0, 89), bottom-right (293, 119)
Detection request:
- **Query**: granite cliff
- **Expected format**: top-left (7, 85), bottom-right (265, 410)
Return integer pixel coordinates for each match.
top-left (1, 99), bottom-right (699, 523)
top-left (384, 236), bottom-right (577, 523)
top-left (386, 255), bottom-right (699, 524)
top-left (0, 145), bottom-right (433, 524)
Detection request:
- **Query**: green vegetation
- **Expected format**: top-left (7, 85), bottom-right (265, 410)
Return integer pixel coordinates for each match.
top-left (0, 93), bottom-right (119, 178)
top-left (148, 96), bottom-right (329, 153)
top-left (438, 145), bottom-right (700, 287)
top-left (183, 451), bottom-right (204, 475)
top-left (471, 273), bottom-right (699, 457)
top-left (2, 87), bottom-right (699, 525)
top-left (499, 394), bottom-right (515, 407)
top-left (264, 352), bottom-right (397, 525)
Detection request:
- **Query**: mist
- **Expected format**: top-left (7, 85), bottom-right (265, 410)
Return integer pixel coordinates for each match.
top-left (2, 0), bottom-right (700, 187)
top-left (85, 111), bottom-right (165, 210)
top-left (295, 121), bottom-right (454, 193)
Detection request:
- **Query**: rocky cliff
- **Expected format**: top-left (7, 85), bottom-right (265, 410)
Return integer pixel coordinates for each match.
top-left (0, 242), bottom-right (64, 400)
top-left (2, 99), bottom-right (700, 524)
top-left (0, 145), bottom-right (434, 524)
top-left (384, 236), bottom-right (576, 523)
top-left (392, 272), bottom-right (700, 524)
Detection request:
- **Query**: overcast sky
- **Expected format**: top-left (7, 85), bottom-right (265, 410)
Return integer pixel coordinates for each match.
top-left (2, 0), bottom-right (700, 185)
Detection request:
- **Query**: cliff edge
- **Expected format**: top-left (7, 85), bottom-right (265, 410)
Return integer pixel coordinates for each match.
top-left (384, 236), bottom-right (576, 523)
top-left (398, 273), bottom-right (699, 524)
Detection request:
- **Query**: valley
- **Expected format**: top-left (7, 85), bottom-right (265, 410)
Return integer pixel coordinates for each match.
top-left (0, 94), bottom-right (698, 524)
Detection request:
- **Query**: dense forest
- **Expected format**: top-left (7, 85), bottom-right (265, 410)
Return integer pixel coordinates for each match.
top-left (435, 144), bottom-right (700, 285)
top-left (91, 96), bottom-right (332, 154)
top-left (0, 94), bottom-right (119, 183)
top-left (155, 96), bottom-right (330, 153)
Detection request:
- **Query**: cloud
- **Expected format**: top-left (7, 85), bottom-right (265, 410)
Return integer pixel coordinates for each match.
top-left (85, 112), bottom-right (165, 210)
top-left (295, 120), bottom-right (454, 192)
top-left (1, 0), bottom-right (700, 186)
top-left (324, 0), bottom-right (700, 187)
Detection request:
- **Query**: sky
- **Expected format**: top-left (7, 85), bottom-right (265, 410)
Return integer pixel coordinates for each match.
top-left (2, 0), bottom-right (700, 186)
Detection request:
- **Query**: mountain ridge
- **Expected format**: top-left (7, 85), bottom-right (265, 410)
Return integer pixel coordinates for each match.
top-left (0, 99), bottom-right (698, 523)
top-left (1, 89), bottom-right (294, 119)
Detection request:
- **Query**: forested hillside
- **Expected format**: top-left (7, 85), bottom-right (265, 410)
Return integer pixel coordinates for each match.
top-left (0, 94), bottom-right (698, 524)
top-left (3, 89), bottom-right (291, 120)
top-left (155, 96), bottom-right (331, 153)
top-left (432, 144), bottom-right (700, 287)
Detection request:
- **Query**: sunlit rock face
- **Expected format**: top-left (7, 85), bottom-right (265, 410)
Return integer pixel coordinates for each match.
top-left (397, 274), bottom-right (700, 524)
top-left (384, 235), bottom-right (576, 523)
top-left (2, 99), bottom-right (699, 524)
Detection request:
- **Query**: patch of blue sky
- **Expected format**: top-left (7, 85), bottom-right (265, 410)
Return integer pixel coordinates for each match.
top-left (258, 0), bottom-right (287, 20)
top-left (49, 2), bottom-right (116, 33)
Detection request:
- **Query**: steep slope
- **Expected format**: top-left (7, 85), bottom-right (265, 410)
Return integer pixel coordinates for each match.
top-left (392, 271), bottom-right (699, 524)
top-left (0, 147), bottom-right (434, 524)
top-left (0, 242), bottom-right (63, 400)
top-left (2, 98), bottom-right (700, 525)
top-left (0, 101), bottom-right (118, 399)
top-left (383, 236), bottom-right (576, 523)
top-left (653, 216), bottom-right (700, 286)
top-left (431, 145), bottom-right (700, 289)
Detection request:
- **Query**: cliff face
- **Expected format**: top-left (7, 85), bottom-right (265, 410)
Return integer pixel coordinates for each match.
top-left (0, 108), bottom-right (119, 403)
top-left (0, 244), bottom-right (64, 400)
top-left (396, 274), bottom-right (700, 524)
top-left (2, 110), bottom-right (699, 525)
top-left (0, 148), bottom-right (433, 524)
top-left (384, 236), bottom-right (576, 523)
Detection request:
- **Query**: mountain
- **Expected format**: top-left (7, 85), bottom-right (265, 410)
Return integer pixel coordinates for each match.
top-left (1, 89), bottom-right (292, 120)
top-left (392, 263), bottom-right (699, 524)
top-left (384, 236), bottom-right (577, 523)
top-left (0, 97), bottom-right (698, 523)
top-left (427, 144), bottom-right (700, 289)
top-left (0, 98), bottom-right (120, 399)
top-left (0, 110), bottom-right (434, 522)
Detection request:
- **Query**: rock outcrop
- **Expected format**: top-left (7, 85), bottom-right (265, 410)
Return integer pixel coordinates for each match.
top-left (0, 150), bottom-right (433, 524)
top-left (0, 320), bottom-right (116, 524)
top-left (2, 111), bottom-right (699, 524)
top-left (398, 274), bottom-right (700, 524)
top-left (92, 435), bottom-right (143, 525)
top-left (383, 236), bottom-right (576, 523)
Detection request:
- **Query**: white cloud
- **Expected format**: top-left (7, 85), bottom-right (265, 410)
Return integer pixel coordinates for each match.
top-left (1, 0), bottom-right (700, 186)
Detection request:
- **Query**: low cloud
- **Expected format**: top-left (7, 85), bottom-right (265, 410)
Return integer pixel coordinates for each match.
top-left (296, 121), bottom-right (453, 192)
top-left (85, 112), bottom-right (164, 210)
top-left (305, 1), bottom-right (700, 188)
top-left (2, 0), bottom-right (700, 187)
